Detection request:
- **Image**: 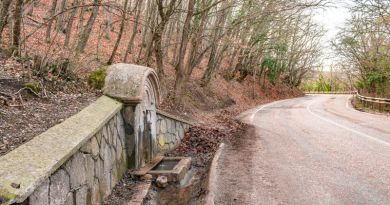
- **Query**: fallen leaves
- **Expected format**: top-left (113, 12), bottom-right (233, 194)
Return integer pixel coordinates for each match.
top-left (166, 109), bottom-right (246, 169)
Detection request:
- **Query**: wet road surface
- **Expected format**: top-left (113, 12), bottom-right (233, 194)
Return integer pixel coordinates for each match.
top-left (213, 95), bottom-right (390, 205)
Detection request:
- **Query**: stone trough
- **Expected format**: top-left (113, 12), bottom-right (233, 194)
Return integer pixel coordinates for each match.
top-left (148, 157), bottom-right (192, 183)
top-left (132, 156), bottom-right (192, 183)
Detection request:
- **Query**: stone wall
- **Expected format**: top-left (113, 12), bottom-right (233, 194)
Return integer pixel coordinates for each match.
top-left (156, 110), bottom-right (192, 153)
top-left (0, 96), bottom-right (126, 205)
top-left (0, 64), bottom-right (194, 205)
top-left (27, 112), bottom-right (127, 205)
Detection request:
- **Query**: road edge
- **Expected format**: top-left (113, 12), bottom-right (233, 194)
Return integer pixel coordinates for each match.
top-left (205, 143), bottom-right (225, 205)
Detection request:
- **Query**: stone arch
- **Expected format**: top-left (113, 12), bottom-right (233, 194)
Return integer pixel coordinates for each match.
top-left (103, 63), bottom-right (161, 168)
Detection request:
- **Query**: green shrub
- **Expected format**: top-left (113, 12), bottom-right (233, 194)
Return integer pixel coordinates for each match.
top-left (23, 81), bottom-right (41, 93)
top-left (88, 67), bottom-right (107, 90)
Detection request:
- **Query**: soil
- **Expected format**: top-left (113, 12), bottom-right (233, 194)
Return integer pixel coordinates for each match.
top-left (103, 172), bottom-right (141, 205)
top-left (0, 77), bottom-right (98, 156)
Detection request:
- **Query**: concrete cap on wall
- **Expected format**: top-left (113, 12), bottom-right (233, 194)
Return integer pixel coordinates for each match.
top-left (103, 63), bottom-right (161, 105)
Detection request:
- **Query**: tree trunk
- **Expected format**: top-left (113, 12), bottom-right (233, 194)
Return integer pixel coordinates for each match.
top-left (104, 5), bottom-right (112, 39)
top-left (107, 0), bottom-right (129, 65)
top-left (45, 0), bottom-right (58, 43)
top-left (75, 0), bottom-right (100, 57)
top-left (77, 0), bottom-right (85, 35)
top-left (56, 0), bottom-right (68, 32)
top-left (136, 0), bottom-right (155, 63)
top-left (63, 0), bottom-right (79, 48)
top-left (12, 0), bottom-right (23, 55)
top-left (123, 0), bottom-right (142, 62)
top-left (174, 0), bottom-right (196, 100)
top-left (0, 0), bottom-right (12, 41)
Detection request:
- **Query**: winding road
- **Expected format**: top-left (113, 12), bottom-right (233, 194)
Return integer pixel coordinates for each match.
top-left (212, 95), bottom-right (390, 205)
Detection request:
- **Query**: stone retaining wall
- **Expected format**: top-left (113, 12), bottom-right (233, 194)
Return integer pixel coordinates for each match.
top-left (0, 96), bottom-right (126, 205)
top-left (156, 110), bottom-right (192, 153)
top-left (28, 112), bottom-right (127, 205)
top-left (0, 64), bottom-right (194, 205)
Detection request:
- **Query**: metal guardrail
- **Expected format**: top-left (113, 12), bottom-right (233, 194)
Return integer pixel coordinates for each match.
top-left (304, 91), bottom-right (389, 111)
top-left (304, 91), bottom-right (357, 94)
top-left (356, 93), bottom-right (390, 105)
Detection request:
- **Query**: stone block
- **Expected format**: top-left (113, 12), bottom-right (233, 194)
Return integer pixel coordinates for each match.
top-left (80, 141), bottom-right (92, 154)
top-left (170, 120), bottom-right (176, 131)
top-left (109, 119), bottom-right (115, 145)
top-left (85, 154), bottom-right (95, 187)
top-left (91, 178), bottom-right (101, 205)
top-left (29, 179), bottom-right (49, 205)
top-left (111, 164), bottom-right (119, 189)
top-left (65, 152), bottom-right (87, 190)
top-left (90, 137), bottom-right (100, 158)
top-left (116, 139), bottom-right (123, 161)
top-left (178, 126), bottom-right (185, 139)
top-left (156, 120), bottom-right (161, 134)
top-left (96, 131), bottom-right (102, 147)
top-left (116, 114), bottom-right (125, 146)
top-left (75, 186), bottom-right (88, 205)
top-left (49, 169), bottom-right (70, 205)
top-left (156, 176), bottom-right (168, 188)
top-left (160, 120), bottom-right (167, 133)
top-left (95, 157), bottom-right (104, 181)
top-left (110, 145), bottom-right (117, 166)
top-left (100, 172), bottom-right (112, 198)
top-left (166, 120), bottom-right (171, 133)
top-left (112, 131), bottom-right (117, 148)
top-left (102, 142), bottom-right (113, 175)
top-left (64, 193), bottom-right (74, 205)
top-left (99, 136), bottom-right (107, 159)
top-left (102, 126), bottom-right (109, 144)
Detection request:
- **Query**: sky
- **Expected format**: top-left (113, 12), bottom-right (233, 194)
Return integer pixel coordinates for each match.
top-left (313, 1), bottom-right (352, 71)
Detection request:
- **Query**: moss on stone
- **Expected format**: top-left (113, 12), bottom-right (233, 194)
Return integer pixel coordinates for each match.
top-left (0, 188), bottom-right (17, 204)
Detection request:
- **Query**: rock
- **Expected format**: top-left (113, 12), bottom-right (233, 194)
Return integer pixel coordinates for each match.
top-left (49, 169), bottom-right (70, 205)
top-left (160, 120), bottom-right (167, 133)
top-left (96, 131), bottom-right (103, 146)
top-left (90, 137), bottom-right (100, 158)
top-left (117, 116), bottom-right (126, 146)
top-left (178, 125), bottom-right (185, 139)
top-left (75, 186), bottom-right (88, 205)
top-left (111, 164), bottom-right (119, 189)
top-left (29, 179), bottom-right (49, 205)
top-left (85, 154), bottom-right (95, 187)
top-left (102, 126), bottom-right (109, 144)
top-left (91, 178), bottom-right (101, 205)
top-left (100, 171), bottom-right (112, 198)
top-left (64, 193), bottom-right (74, 205)
top-left (95, 157), bottom-right (104, 180)
top-left (156, 176), bottom-right (168, 188)
top-left (116, 139), bottom-right (123, 161)
top-left (65, 152), bottom-right (87, 190)
top-left (102, 140), bottom-right (113, 174)
top-left (80, 141), bottom-right (92, 154)
top-left (166, 120), bottom-right (171, 133)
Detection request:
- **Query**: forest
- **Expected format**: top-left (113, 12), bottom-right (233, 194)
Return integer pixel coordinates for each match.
top-left (0, 0), bottom-right (329, 102)
top-left (334, 0), bottom-right (390, 97)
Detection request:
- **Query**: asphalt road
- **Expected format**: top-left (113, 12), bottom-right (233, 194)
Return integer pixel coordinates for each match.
top-left (213, 95), bottom-right (390, 205)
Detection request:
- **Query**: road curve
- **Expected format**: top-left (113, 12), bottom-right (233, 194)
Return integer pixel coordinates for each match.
top-left (212, 95), bottom-right (390, 205)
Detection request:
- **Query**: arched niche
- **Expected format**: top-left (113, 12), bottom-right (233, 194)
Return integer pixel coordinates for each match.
top-left (103, 63), bottom-right (161, 168)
